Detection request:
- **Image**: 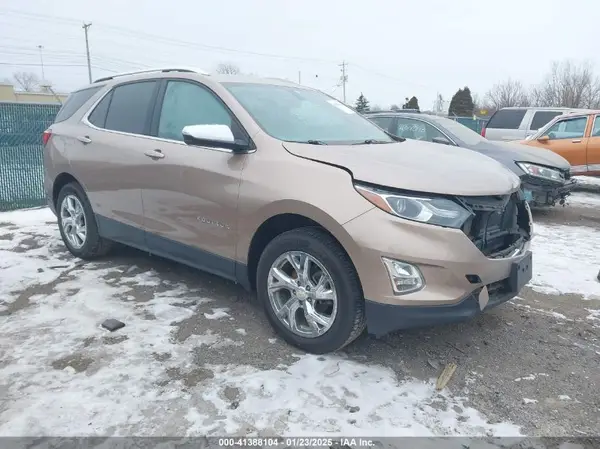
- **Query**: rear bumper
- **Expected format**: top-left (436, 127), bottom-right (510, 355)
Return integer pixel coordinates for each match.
top-left (364, 251), bottom-right (532, 337)
top-left (523, 178), bottom-right (576, 206)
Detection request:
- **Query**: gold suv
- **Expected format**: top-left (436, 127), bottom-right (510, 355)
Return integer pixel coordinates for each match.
top-left (43, 68), bottom-right (533, 353)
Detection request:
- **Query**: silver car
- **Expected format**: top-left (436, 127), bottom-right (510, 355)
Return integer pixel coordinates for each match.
top-left (483, 107), bottom-right (592, 142)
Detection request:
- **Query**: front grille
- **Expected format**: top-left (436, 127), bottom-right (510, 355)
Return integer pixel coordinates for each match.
top-left (458, 193), bottom-right (531, 258)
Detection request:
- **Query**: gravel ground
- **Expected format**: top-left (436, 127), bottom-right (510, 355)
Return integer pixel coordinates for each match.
top-left (0, 193), bottom-right (599, 442)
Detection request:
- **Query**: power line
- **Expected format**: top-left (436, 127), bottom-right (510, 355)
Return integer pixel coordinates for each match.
top-left (0, 62), bottom-right (119, 73)
top-left (0, 9), bottom-right (338, 64)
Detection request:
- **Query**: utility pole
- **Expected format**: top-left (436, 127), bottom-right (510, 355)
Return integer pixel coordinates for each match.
top-left (298, 71), bottom-right (301, 84)
top-left (339, 61), bottom-right (348, 103)
top-left (82, 22), bottom-right (93, 83)
top-left (37, 45), bottom-right (45, 80)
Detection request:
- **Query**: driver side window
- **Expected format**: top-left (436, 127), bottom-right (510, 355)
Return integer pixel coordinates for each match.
top-left (544, 117), bottom-right (588, 140)
top-left (158, 81), bottom-right (233, 142)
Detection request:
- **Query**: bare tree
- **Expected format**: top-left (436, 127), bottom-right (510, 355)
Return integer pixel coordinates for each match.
top-left (485, 78), bottom-right (530, 109)
top-left (12, 71), bottom-right (40, 92)
top-left (215, 62), bottom-right (241, 75)
top-left (531, 60), bottom-right (600, 108)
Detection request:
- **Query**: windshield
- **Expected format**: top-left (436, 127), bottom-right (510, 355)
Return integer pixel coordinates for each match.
top-left (429, 116), bottom-right (488, 146)
top-left (223, 82), bottom-right (393, 145)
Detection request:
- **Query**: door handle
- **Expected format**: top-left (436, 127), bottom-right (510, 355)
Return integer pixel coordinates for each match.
top-left (572, 139), bottom-right (582, 143)
top-left (144, 149), bottom-right (165, 159)
top-left (77, 136), bottom-right (92, 144)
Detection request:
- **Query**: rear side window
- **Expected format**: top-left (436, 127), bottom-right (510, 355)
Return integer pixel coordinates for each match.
top-left (486, 109), bottom-right (526, 130)
top-left (88, 91), bottom-right (113, 128)
top-left (104, 81), bottom-right (157, 135)
top-left (529, 111), bottom-right (562, 131)
top-left (54, 86), bottom-right (102, 123)
top-left (369, 116), bottom-right (393, 132)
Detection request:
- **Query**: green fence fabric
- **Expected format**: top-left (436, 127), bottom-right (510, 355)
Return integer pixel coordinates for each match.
top-left (451, 116), bottom-right (488, 134)
top-left (0, 102), bottom-right (60, 211)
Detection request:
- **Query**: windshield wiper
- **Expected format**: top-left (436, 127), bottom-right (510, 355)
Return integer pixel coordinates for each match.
top-left (288, 139), bottom-right (327, 145)
top-left (352, 139), bottom-right (393, 145)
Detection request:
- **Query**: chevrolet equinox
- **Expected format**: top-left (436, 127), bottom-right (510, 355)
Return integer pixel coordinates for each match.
top-left (43, 68), bottom-right (533, 353)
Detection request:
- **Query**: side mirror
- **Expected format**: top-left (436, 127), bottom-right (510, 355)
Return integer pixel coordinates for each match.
top-left (432, 136), bottom-right (451, 145)
top-left (182, 124), bottom-right (250, 152)
top-left (537, 135), bottom-right (550, 143)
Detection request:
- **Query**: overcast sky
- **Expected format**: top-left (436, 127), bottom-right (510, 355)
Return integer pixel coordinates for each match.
top-left (0, 0), bottom-right (596, 109)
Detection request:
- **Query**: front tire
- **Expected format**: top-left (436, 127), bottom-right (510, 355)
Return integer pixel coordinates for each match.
top-left (56, 183), bottom-right (112, 259)
top-left (256, 227), bottom-right (366, 354)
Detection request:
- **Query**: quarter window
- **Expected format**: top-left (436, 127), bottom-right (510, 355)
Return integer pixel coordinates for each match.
top-left (88, 91), bottom-right (112, 128)
top-left (157, 81), bottom-right (233, 142)
top-left (104, 81), bottom-right (157, 135)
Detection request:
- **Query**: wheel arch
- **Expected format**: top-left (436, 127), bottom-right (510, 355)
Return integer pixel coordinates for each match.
top-left (241, 201), bottom-right (362, 291)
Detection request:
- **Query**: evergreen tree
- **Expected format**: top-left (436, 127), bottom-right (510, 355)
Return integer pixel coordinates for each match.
top-left (355, 93), bottom-right (370, 113)
top-left (405, 96), bottom-right (420, 110)
top-left (449, 87), bottom-right (475, 116)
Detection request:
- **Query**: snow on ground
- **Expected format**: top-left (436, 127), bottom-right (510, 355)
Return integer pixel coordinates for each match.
top-left (529, 222), bottom-right (600, 299)
top-left (567, 192), bottom-right (600, 207)
top-left (574, 175), bottom-right (600, 187)
top-left (0, 207), bottom-right (521, 437)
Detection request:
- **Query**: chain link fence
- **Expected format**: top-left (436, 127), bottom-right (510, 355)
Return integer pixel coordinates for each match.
top-left (0, 102), bottom-right (60, 211)
top-left (451, 116), bottom-right (488, 134)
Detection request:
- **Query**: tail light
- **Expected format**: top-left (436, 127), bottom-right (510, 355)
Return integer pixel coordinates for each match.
top-left (481, 127), bottom-right (486, 138)
top-left (42, 129), bottom-right (52, 145)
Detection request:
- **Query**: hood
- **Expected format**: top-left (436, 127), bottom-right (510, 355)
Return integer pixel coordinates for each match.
top-left (492, 141), bottom-right (571, 171)
top-left (282, 140), bottom-right (521, 196)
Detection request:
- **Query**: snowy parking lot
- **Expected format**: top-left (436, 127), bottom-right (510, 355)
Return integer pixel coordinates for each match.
top-left (0, 190), bottom-right (599, 441)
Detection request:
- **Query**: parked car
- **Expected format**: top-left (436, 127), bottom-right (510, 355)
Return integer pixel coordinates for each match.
top-left (43, 68), bottom-right (533, 353)
top-left (366, 111), bottom-right (575, 207)
top-left (518, 110), bottom-right (600, 176)
top-left (482, 107), bottom-right (593, 142)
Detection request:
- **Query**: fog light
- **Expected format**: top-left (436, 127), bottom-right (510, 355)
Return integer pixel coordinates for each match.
top-left (382, 258), bottom-right (425, 295)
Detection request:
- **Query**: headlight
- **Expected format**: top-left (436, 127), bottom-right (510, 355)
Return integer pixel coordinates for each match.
top-left (517, 162), bottom-right (563, 182)
top-left (355, 184), bottom-right (472, 228)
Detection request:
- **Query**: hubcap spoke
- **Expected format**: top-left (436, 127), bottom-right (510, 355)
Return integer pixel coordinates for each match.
top-left (304, 301), bottom-right (331, 329)
top-left (269, 267), bottom-right (297, 292)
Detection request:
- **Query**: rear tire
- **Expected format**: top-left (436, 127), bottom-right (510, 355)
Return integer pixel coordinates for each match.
top-left (256, 227), bottom-right (366, 354)
top-left (56, 183), bottom-right (113, 259)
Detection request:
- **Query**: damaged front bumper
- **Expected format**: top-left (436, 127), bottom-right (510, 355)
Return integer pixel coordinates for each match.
top-left (365, 251), bottom-right (533, 337)
top-left (522, 176), bottom-right (576, 207)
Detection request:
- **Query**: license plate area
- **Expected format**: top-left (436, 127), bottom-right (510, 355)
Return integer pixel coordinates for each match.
top-left (509, 251), bottom-right (533, 293)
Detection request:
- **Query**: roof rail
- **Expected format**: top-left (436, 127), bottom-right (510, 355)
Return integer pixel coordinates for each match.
top-left (93, 67), bottom-right (210, 84)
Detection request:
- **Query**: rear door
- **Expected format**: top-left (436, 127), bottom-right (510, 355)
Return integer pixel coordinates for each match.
top-left (585, 114), bottom-right (600, 174)
top-left (534, 115), bottom-right (590, 173)
top-left (484, 109), bottom-right (527, 141)
top-left (79, 79), bottom-right (161, 248)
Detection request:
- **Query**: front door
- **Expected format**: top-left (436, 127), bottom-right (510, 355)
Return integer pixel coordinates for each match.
top-left (141, 79), bottom-right (248, 280)
top-left (535, 115), bottom-right (590, 174)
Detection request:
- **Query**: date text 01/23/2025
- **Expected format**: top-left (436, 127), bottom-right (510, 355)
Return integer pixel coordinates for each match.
top-left (217, 437), bottom-right (376, 447)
